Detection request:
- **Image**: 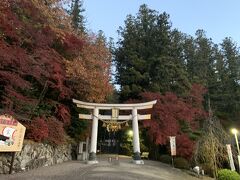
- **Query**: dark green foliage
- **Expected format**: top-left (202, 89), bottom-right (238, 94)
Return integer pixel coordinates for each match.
top-left (115, 4), bottom-right (190, 101)
top-left (188, 131), bottom-right (201, 141)
top-left (174, 157), bottom-right (190, 169)
top-left (215, 38), bottom-right (240, 121)
top-left (119, 143), bottom-right (132, 156)
top-left (67, 105), bottom-right (88, 141)
top-left (184, 33), bottom-right (240, 123)
top-left (218, 169), bottom-right (240, 180)
top-left (159, 154), bottom-right (172, 164)
top-left (69, 0), bottom-right (85, 32)
top-left (115, 4), bottom-right (240, 125)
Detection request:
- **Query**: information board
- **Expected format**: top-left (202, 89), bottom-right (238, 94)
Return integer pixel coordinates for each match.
top-left (0, 114), bottom-right (26, 152)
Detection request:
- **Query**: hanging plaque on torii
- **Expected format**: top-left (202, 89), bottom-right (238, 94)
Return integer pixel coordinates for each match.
top-left (73, 99), bottom-right (157, 164)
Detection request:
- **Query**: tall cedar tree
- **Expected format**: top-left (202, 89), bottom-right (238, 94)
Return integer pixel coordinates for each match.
top-left (115, 4), bottom-right (190, 101)
top-left (217, 38), bottom-right (240, 121)
top-left (69, 0), bottom-right (85, 33)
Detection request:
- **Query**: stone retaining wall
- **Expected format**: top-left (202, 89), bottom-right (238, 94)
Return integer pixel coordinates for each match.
top-left (0, 141), bottom-right (72, 174)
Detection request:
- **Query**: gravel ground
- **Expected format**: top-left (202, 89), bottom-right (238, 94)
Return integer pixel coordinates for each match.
top-left (0, 155), bottom-right (213, 180)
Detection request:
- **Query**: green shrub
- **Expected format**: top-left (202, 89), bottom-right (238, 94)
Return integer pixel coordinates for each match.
top-left (218, 169), bottom-right (240, 180)
top-left (119, 144), bottom-right (132, 156)
top-left (154, 153), bottom-right (161, 161)
top-left (159, 154), bottom-right (172, 164)
top-left (174, 157), bottom-right (189, 169)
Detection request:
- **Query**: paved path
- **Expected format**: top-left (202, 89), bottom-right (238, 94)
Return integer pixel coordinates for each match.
top-left (0, 155), bottom-right (212, 180)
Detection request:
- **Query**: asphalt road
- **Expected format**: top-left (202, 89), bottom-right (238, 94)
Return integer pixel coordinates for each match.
top-left (0, 155), bottom-right (212, 180)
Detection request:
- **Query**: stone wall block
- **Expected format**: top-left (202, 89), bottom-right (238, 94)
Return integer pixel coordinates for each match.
top-left (0, 141), bottom-right (72, 174)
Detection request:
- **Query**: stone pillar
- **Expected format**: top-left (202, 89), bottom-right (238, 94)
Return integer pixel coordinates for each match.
top-left (88, 108), bottom-right (99, 163)
top-left (132, 108), bottom-right (143, 164)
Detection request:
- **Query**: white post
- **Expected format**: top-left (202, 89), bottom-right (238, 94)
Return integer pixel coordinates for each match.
top-left (234, 133), bottom-right (240, 155)
top-left (89, 108), bottom-right (99, 163)
top-left (132, 108), bottom-right (143, 164)
top-left (234, 133), bottom-right (240, 172)
top-left (226, 144), bottom-right (236, 171)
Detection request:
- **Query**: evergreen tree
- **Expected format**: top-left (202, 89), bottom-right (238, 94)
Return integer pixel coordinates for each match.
top-left (115, 4), bottom-right (190, 101)
top-left (218, 38), bottom-right (240, 120)
top-left (194, 30), bottom-right (215, 86)
top-left (183, 35), bottom-right (196, 82)
top-left (208, 45), bottom-right (225, 114)
top-left (184, 30), bottom-right (215, 87)
top-left (70, 0), bottom-right (85, 32)
top-left (115, 3), bottom-right (240, 126)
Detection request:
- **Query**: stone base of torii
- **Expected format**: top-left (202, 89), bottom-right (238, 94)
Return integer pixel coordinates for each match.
top-left (73, 99), bottom-right (157, 164)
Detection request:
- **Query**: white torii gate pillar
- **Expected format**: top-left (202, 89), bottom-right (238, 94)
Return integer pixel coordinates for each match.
top-left (88, 108), bottom-right (99, 163)
top-left (132, 107), bottom-right (142, 163)
top-left (73, 99), bottom-right (157, 164)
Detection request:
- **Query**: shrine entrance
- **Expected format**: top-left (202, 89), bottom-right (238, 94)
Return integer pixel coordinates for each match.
top-left (98, 126), bottom-right (120, 155)
top-left (73, 99), bottom-right (157, 164)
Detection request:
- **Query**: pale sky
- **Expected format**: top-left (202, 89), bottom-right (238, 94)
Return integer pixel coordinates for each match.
top-left (83, 0), bottom-right (240, 45)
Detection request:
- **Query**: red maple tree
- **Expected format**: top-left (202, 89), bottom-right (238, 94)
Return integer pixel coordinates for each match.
top-left (0, 0), bottom-right (112, 144)
top-left (140, 84), bottom-right (207, 158)
top-left (25, 117), bottom-right (49, 142)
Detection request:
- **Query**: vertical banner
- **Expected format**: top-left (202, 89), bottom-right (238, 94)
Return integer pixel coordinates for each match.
top-left (226, 144), bottom-right (236, 171)
top-left (170, 136), bottom-right (176, 156)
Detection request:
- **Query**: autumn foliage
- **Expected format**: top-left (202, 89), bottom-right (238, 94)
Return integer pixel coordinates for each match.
top-left (25, 117), bottom-right (65, 145)
top-left (0, 0), bottom-right (112, 144)
top-left (66, 35), bottom-right (113, 103)
top-left (140, 84), bottom-right (206, 159)
top-left (25, 117), bottom-right (49, 142)
top-left (46, 117), bottom-right (66, 145)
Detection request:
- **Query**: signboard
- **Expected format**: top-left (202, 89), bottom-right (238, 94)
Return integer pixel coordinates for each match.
top-left (226, 144), bottom-right (236, 171)
top-left (0, 114), bottom-right (26, 152)
top-left (170, 136), bottom-right (176, 156)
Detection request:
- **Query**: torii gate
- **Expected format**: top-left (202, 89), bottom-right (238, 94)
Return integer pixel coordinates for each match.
top-left (73, 99), bottom-right (157, 164)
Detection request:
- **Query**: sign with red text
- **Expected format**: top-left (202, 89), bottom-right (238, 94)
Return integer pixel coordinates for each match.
top-left (0, 114), bottom-right (26, 152)
top-left (170, 136), bottom-right (176, 156)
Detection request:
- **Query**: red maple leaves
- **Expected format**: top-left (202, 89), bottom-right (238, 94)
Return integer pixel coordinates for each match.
top-left (140, 84), bottom-right (207, 158)
top-left (25, 117), bottom-right (49, 142)
top-left (0, 0), bottom-right (112, 144)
